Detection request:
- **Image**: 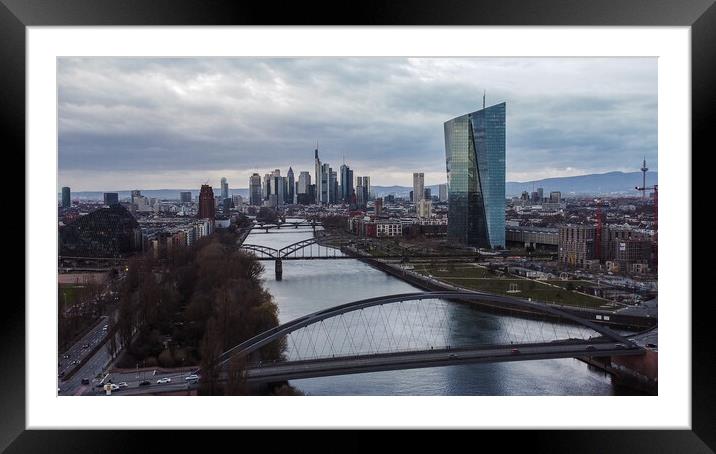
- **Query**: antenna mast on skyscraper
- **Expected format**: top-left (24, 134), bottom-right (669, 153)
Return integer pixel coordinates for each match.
top-left (483, 90), bottom-right (486, 109)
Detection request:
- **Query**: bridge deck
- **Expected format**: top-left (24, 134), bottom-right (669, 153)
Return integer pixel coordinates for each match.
top-left (242, 341), bottom-right (643, 382)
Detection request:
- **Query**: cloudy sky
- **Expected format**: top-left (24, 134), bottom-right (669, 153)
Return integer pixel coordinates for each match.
top-left (58, 57), bottom-right (657, 191)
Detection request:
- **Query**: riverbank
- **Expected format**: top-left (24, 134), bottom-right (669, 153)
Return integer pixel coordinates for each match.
top-left (340, 245), bottom-right (655, 331)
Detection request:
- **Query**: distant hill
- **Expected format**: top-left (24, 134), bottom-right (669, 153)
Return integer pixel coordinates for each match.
top-left (372, 171), bottom-right (657, 198)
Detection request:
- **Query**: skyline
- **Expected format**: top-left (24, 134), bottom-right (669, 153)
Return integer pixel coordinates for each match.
top-left (58, 57), bottom-right (657, 191)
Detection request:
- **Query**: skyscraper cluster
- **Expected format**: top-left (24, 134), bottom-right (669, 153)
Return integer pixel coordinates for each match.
top-left (248, 145), bottom-right (370, 208)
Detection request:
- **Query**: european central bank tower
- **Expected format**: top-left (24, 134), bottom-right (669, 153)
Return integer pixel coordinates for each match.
top-left (444, 102), bottom-right (505, 249)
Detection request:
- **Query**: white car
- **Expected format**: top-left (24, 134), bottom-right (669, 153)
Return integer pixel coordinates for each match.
top-left (157, 377), bottom-right (172, 384)
top-left (185, 374), bottom-right (199, 382)
top-left (109, 383), bottom-right (120, 390)
top-left (117, 382), bottom-right (128, 388)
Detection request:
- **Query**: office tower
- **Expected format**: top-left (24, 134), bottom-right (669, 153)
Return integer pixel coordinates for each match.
top-left (549, 191), bottom-right (561, 203)
top-left (444, 102), bottom-right (506, 248)
top-left (439, 184), bottom-right (448, 202)
top-left (232, 194), bottom-right (243, 207)
top-left (223, 198), bottom-right (232, 214)
top-left (537, 187), bottom-right (544, 202)
top-left (375, 197), bottom-right (383, 217)
top-left (364, 176), bottom-right (371, 201)
top-left (424, 188), bottom-right (431, 200)
top-left (249, 173), bottom-right (262, 205)
top-left (104, 192), bottom-right (119, 206)
top-left (314, 146), bottom-right (322, 204)
top-left (340, 164), bottom-right (354, 203)
top-left (287, 167), bottom-right (295, 204)
top-left (180, 191), bottom-right (192, 203)
top-left (320, 163), bottom-right (331, 205)
top-left (409, 190), bottom-right (414, 203)
top-left (329, 169), bottom-right (338, 204)
top-left (61, 187), bottom-right (71, 208)
top-left (269, 175), bottom-right (285, 208)
top-left (418, 199), bottom-right (432, 218)
top-left (521, 191), bottom-right (529, 202)
top-left (297, 171), bottom-right (311, 195)
top-left (263, 173), bottom-right (271, 200)
top-left (356, 176), bottom-right (370, 208)
top-left (220, 177), bottom-right (229, 201)
top-left (198, 184), bottom-right (216, 220)
top-left (413, 173), bottom-right (425, 203)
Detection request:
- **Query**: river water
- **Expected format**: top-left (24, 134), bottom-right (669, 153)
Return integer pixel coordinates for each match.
top-left (244, 223), bottom-right (632, 395)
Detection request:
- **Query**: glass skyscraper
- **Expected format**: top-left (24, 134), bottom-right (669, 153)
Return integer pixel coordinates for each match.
top-left (444, 102), bottom-right (505, 249)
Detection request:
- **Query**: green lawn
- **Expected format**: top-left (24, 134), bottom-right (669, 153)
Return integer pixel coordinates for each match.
top-left (411, 265), bottom-right (609, 309)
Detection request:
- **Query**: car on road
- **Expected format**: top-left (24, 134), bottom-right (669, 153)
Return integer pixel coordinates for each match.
top-left (585, 345), bottom-right (597, 351)
top-left (81, 378), bottom-right (90, 385)
top-left (614, 343), bottom-right (625, 349)
top-left (185, 374), bottom-right (200, 382)
top-left (109, 384), bottom-right (120, 391)
top-left (139, 380), bottom-right (151, 386)
top-left (62, 354), bottom-right (70, 359)
top-left (646, 343), bottom-right (657, 349)
top-left (511, 348), bottom-right (521, 354)
top-left (157, 377), bottom-right (172, 384)
top-left (82, 344), bottom-right (90, 349)
top-left (448, 354), bottom-right (457, 359)
top-left (118, 382), bottom-right (128, 388)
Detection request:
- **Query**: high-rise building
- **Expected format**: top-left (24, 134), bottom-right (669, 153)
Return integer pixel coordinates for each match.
top-left (329, 169), bottom-right (338, 204)
top-left (320, 163), bottom-right (332, 205)
top-left (355, 176), bottom-right (370, 208)
top-left (314, 147), bottom-right (322, 204)
top-left (438, 184), bottom-right (448, 202)
top-left (413, 173), bottom-right (425, 203)
top-left (537, 187), bottom-right (544, 202)
top-left (424, 188), bottom-right (431, 200)
top-left (263, 173), bottom-right (271, 200)
top-left (287, 167), bottom-right (295, 204)
top-left (375, 197), bottom-right (384, 217)
top-left (297, 171), bottom-right (311, 202)
top-left (180, 191), bottom-right (192, 203)
top-left (249, 173), bottom-right (262, 205)
top-left (198, 184), bottom-right (216, 220)
top-left (340, 164), bottom-right (354, 203)
top-left (364, 176), bottom-right (371, 201)
top-left (61, 187), bottom-right (71, 208)
top-left (549, 191), bottom-right (561, 204)
top-left (220, 177), bottom-right (229, 201)
top-left (104, 192), bottom-right (119, 206)
top-left (444, 102), bottom-right (506, 248)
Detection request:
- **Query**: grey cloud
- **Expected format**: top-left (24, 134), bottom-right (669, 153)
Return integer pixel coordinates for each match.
top-left (58, 57), bottom-right (657, 190)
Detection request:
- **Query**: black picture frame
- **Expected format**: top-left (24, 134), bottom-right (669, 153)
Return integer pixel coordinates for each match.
top-left (3, 0), bottom-right (709, 450)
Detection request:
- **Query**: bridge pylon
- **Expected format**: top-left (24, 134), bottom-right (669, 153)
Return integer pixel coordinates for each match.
top-left (275, 259), bottom-right (283, 280)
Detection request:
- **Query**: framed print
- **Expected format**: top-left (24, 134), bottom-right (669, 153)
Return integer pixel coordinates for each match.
top-left (3, 0), bottom-right (711, 450)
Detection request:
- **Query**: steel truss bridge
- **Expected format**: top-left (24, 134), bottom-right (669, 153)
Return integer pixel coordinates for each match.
top-left (239, 236), bottom-right (479, 279)
top-left (250, 221), bottom-right (322, 232)
top-left (202, 291), bottom-right (644, 384)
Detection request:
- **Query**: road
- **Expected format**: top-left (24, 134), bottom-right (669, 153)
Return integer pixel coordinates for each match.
top-left (57, 315), bottom-right (110, 378)
top-left (87, 369), bottom-right (200, 396)
top-left (241, 341), bottom-right (643, 383)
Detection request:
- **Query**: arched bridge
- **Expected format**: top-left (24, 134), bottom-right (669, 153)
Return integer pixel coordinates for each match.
top-left (240, 236), bottom-right (351, 279)
top-left (203, 291), bottom-right (644, 383)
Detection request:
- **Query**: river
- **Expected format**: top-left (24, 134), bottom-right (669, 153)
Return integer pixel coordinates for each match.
top-left (244, 223), bottom-right (635, 395)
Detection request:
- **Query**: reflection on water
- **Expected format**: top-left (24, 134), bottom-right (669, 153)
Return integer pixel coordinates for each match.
top-left (244, 226), bottom-right (624, 395)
